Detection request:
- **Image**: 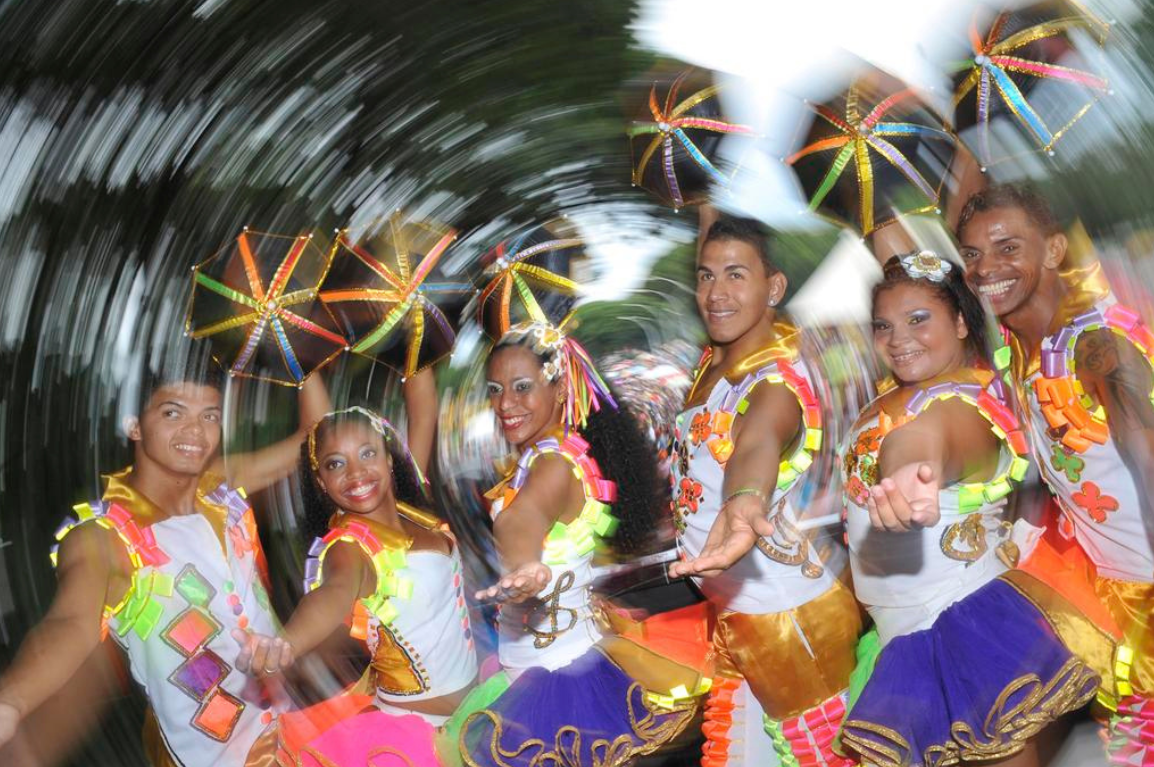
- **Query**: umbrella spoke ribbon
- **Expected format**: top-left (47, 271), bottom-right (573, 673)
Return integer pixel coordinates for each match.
top-left (480, 236), bottom-right (582, 336)
top-left (788, 83), bottom-right (955, 234)
top-left (188, 231), bottom-right (347, 384)
top-left (630, 76), bottom-right (756, 209)
top-left (955, 7), bottom-right (1110, 156)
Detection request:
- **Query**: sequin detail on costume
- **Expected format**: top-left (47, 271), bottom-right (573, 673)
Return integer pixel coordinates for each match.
top-left (1035, 303), bottom-right (1154, 454)
top-left (939, 514), bottom-right (990, 564)
top-left (527, 570), bottom-right (578, 649)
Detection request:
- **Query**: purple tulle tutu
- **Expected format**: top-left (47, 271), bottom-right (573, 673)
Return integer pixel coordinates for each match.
top-left (841, 576), bottom-right (1100, 767)
top-left (459, 648), bottom-right (693, 767)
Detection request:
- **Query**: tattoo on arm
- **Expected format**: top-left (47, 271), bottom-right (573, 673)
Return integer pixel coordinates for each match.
top-left (1078, 331), bottom-right (1154, 431)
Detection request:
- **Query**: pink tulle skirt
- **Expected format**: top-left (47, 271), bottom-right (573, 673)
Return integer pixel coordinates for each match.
top-left (272, 695), bottom-right (440, 767)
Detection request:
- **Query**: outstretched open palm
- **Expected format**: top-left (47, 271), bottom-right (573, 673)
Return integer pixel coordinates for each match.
top-left (867, 462), bottom-right (941, 531)
top-left (669, 494), bottom-right (775, 578)
top-left (476, 561), bottom-right (552, 604)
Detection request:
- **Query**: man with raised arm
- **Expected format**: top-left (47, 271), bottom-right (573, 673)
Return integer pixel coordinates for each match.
top-left (0, 357), bottom-right (329, 766)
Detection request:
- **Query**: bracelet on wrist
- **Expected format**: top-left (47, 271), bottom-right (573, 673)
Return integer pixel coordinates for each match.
top-left (723, 488), bottom-right (767, 506)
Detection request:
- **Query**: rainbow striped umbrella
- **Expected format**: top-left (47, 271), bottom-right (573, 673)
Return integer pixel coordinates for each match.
top-left (628, 70), bottom-right (755, 210)
top-left (954, 1), bottom-right (1110, 168)
top-left (319, 213), bottom-right (473, 378)
top-left (788, 73), bottom-right (956, 235)
top-left (477, 221), bottom-right (584, 339)
top-left (185, 229), bottom-right (347, 387)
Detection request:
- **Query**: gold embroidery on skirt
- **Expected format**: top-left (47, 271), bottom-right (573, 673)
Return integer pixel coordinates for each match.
top-left (841, 655), bottom-right (1099, 767)
top-left (459, 679), bottom-right (696, 767)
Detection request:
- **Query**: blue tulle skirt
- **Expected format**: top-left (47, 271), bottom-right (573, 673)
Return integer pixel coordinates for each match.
top-left (841, 576), bottom-right (1100, 767)
top-left (458, 648), bottom-right (693, 767)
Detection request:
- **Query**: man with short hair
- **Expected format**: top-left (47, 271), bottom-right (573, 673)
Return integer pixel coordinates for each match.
top-left (0, 358), bottom-right (329, 766)
top-left (958, 183), bottom-right (1154, 765)
top-left (670, 215), bottom-right (860, 767)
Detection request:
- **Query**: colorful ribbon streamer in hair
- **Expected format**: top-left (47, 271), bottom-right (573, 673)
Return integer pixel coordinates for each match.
top-left (559, 333), bottom-right (618, 430)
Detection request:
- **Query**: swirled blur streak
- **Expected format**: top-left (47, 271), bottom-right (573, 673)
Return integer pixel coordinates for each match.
top-left (3, 0), bottom-right (1154, 763)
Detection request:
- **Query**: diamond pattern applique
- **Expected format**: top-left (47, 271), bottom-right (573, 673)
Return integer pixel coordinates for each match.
top-left (169, 649), bottom-right (230, 700)
top-left (161, 607), bottom-right (222, 656)
top-left (191, 687), bottom-right (246, 742)
top-left (174, 564), bottom-right (217, 608)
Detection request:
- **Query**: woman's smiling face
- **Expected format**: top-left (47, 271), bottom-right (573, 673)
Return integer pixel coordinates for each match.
top-left (314, 421), bottom-right (395, 515)
top-left (486, 344), bottom-right (564, 450)
top-left (872, 282), bottom-right (969, 384)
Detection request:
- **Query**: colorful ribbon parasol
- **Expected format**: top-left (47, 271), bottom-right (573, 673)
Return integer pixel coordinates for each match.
top-left (953, 1), bottom-right (1110, 167)
top-left (628, 70), bottom-right (756, 210)
top-left (476, 220), bottom-right (585, 338)
top-left (185, 229), bottom-right (347, 387)
top-left (318, 212), bottom-right (474, 378)
top-left (788, 72), bottom-right (957, 236)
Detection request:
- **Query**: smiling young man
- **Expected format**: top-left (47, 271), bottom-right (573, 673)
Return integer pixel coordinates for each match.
top-left (958, 183), bottom-right (1154, 765)
top-left (0, 359), bottom-right (330, 766)
top-left (668, 215), bottom-right (860, 767)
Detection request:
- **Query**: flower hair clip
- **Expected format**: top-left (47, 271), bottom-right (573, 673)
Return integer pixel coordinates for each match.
top-left (498, 320), bottom-right (617, 429)
top-left (899, 250), bottom-right (953, 283)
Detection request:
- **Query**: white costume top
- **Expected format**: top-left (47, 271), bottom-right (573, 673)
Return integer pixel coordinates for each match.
top-left (842, 369), bottom-right (1031, 644)
top-left (53, 470), bottom-right (288, 767)
top-left (1018, 292), bottom-right (1154, 583)
top-left (303, 505), bottom-right (477, 704)
top-left (488, 431), bottom-right (619, 673)
top-left (672, 330), bottom-right (839, 615)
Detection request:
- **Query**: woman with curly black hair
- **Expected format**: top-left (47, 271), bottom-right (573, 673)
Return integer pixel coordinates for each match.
top-left (239, 407), bottom-right (477, 767)
top-left (443, 322), bottom-right (699, 767)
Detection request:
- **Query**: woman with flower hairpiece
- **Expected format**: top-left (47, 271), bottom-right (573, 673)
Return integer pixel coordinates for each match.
top-left (838, 252), bottom-right (1113, 766)
top-left (441, 320), bottom-right (701, 767)
top-left (238, 407), bottom-right (477, 767)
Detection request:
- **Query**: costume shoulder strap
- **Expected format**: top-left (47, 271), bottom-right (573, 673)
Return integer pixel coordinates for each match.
top-left (900, 373), bottom-right (1031, 512)
top-left (303, 517), bottom-right (412, 639)
top-left (201, 481), bottom-right (253, 527)
top-left (1036, 300), bottom-right (1154, 453)
top-left (508, 433), bottom-right (619, 564)
top-left (396, 502), bottom-right (444, 531)
top-left (705, 351), bottom-right (824, 493)
top-left (52, 500), bottom-right (174, 640)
